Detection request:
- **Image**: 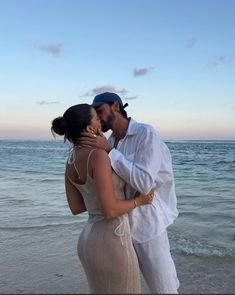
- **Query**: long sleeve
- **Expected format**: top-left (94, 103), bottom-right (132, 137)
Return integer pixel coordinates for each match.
top-left (109, 125), bottom-right (161, 195)
top-left (108, 119), bottom-right (178, 242)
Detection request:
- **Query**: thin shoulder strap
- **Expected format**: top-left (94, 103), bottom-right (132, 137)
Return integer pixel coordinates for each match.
top-left (86, 149), bottom-right (97, 174)
top-left (67, 147), bottom-right (81, 182)
top-left (66, 164), bottom-right (78, 186)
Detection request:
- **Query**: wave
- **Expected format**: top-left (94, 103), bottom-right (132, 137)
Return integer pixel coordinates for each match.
top-left (0, 146), bottom-right (67, 151)
top-left (39, 178), bottom-right (62, 183)
top-left (215, 160), bottom-right (235, 165)
top-left (170, 233), bottom-right (235, 257)
top-left (167, 140), bottom-right (235, 144)
top-left (0, 220), bottom-right (86, 231)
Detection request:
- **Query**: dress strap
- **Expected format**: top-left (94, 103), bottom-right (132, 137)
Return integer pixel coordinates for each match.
top-left (67, 147), bottom-right (81, 184)
top-left (86, 149), bottom-right (97, 175)
top-left (67, 147), bottom-right (76, 164)
top-left (66, 148), bottom-right (96, 185)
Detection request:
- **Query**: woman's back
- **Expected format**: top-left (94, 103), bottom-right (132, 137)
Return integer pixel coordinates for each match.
top-left (66, 148), bottom-right (126, 218)
top-left (67, 147), bottom-right (140, 294)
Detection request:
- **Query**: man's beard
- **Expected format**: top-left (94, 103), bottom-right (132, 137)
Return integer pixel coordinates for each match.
top-left (101, 110), bottom-right (115, 132)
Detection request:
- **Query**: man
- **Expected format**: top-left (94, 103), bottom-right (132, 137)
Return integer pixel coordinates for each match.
top-left (80, 92), bottom-right (180, 293)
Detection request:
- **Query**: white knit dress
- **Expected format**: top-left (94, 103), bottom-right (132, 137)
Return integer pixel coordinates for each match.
top-left (68, 150), bottom-right (140, 294)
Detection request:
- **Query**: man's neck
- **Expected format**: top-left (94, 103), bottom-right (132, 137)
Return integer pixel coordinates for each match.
top-left (112, 117), bottom-right (130, 144)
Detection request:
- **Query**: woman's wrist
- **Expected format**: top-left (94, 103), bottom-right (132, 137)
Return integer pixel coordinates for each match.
top-left (133, 198), bottom-right (139, 208)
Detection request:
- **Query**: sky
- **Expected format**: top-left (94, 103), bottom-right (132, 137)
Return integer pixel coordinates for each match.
top-left (0, 0), bottom-right (235, 140)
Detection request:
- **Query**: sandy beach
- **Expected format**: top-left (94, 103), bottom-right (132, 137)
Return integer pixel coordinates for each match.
top-left (58, 253), bottom-right (235, 294)
top-left (1, 226), bottom-right (234, 294)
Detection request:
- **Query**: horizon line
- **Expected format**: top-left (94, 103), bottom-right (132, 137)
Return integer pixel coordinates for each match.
top-left (1, 138), bottom-right (235, 142)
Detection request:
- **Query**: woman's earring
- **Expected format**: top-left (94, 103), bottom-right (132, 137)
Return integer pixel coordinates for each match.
top-left (91, 130), bottom-right (96, 138)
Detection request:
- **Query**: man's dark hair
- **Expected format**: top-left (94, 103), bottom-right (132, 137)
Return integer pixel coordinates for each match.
top-left (107, 102), bottom-right (128, 118)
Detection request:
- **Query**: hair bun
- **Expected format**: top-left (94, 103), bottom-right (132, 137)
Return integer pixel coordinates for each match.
top-left (51, 116), bottom-right (68, 136)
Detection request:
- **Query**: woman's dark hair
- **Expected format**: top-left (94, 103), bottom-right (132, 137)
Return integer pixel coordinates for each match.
top-left (51, 104), bottom-right (92, 144)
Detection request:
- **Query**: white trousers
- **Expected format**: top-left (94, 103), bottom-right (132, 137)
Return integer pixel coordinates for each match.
top-left (133, 230), bottom-right (180, 294)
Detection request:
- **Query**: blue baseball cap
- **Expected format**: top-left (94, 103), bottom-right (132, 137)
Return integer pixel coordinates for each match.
top-left (92, 92), bottom-right (125, 108)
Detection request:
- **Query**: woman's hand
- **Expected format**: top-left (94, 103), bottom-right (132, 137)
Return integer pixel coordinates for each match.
top-left (133, 188), bottom-right (155, 207)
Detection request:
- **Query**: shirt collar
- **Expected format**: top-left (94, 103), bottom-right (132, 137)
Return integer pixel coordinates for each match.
top-left (126, 117), bottom-right (138, 135)
top-left (109, 117), bottom-right (138, 144)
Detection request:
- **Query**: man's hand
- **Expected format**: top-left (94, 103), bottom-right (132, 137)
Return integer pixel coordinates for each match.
top-left (77, 130), bottom-right (111, 152)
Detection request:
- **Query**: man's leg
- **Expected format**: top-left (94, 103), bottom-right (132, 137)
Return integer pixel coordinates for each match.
top-left (133, 230), bottom-right (180, 294)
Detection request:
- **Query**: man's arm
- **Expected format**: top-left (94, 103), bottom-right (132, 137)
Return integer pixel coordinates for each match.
top-left (77, 125), bottom-right (162, 195)
top-left (109, 125), bottom-right (162, 195)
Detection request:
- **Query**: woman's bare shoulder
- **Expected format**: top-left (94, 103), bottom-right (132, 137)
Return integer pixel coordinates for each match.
top-left (91, 149), bottom-right (110, 166)
top-left (92, 148), bottom-right (108, 157)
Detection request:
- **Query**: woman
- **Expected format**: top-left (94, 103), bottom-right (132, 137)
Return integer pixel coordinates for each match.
top-left (51, 104), bottom-right (154, 294)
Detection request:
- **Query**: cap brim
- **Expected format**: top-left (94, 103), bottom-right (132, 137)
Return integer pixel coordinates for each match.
top-left (91, 101), bottom-right (105, 108)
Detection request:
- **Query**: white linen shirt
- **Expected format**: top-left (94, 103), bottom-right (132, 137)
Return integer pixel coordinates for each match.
top-left (108, 118), bottom-right (178, 243)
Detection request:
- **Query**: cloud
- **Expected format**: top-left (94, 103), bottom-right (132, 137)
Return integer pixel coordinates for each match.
top-left (125, 96), bottom-right (138, 100)
top-left (133, 67), bottom-right (154, 77)
top-left (186, 38), bottom-right (197, 48)
top-left (206, 56), bottom-right (227, 67)
top-left (36, 100), bottom-right (60, 105)
top-left (231, 106), bottom-right (235, 110)
top-left (37, 43), bottom-right (64, 55)
top-left (82, 85), bottom-right (128, 97)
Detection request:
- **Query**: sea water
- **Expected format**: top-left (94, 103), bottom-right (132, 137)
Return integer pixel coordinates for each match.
top-left (0, 140), bottom-right (234, 292)
top-left (167, 140), bottom-right (235, 257)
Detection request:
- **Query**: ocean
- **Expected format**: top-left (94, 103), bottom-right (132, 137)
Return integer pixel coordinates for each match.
top-left (0, 140), bottom-right (234, 293)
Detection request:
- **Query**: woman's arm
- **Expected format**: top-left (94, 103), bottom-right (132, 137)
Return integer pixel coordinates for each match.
top-left (65, 166), bottom-right (87, 215)
top-left (92, 149), bottom-right (153, 219)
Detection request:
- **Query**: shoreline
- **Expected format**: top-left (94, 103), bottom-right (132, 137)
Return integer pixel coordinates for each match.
top-left (62, 252), bottom-right (235, 294)
top-left (1, 249), bottom-right (234, 294)
top-left (0, 221), bottom-right (234, 294)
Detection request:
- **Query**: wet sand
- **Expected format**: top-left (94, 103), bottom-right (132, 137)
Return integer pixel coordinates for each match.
top-left (72, 252), bottom-right (235, 294)
top-left (0, 226), bottom-right (234, 294)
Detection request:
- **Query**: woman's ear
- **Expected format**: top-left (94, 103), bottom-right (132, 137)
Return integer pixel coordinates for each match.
top-left (85, 125), bottom-right (94, 134)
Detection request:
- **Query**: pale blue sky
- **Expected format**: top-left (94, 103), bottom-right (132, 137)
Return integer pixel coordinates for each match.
top-left (0, 0), bottom-right (234, 140)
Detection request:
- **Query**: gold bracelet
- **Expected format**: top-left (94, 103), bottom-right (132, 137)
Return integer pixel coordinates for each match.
top-left (134, 198), bottom-right (138, 208)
